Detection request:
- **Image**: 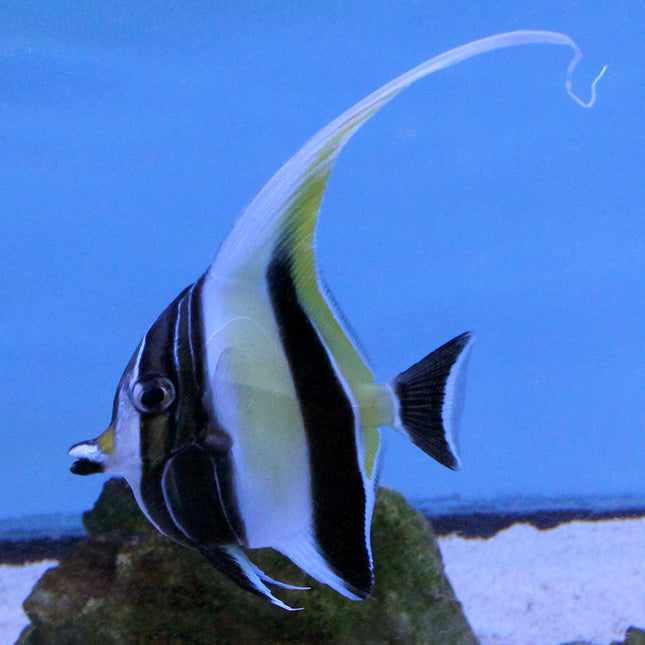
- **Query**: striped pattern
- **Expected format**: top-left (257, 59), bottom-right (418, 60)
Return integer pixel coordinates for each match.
top-left (266, 246), bottom-right (373, 597)
top-left (132, 274), bottom-right (246, 548)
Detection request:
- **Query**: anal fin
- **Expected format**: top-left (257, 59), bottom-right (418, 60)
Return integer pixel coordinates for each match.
top-left (276, 530), bottom-right (373, 601)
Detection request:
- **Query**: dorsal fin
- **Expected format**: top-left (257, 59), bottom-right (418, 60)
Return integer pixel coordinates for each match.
top-left (207, 30), bottom-right (602, 404)
top-left (211, 30), bottom-right (602, 282)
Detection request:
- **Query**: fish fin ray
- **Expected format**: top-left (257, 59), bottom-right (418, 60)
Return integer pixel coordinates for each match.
top-left (391, 331), bottom-right (474, 470)
top-left (276, 529), bottom-right (373, 600)
top-left (319, 272), bottom-right (373, 367)
top-left (200, 545), bottom-right (303, 611)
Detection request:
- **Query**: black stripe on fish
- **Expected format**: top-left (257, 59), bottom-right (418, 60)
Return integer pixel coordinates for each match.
top-left (266, 248), bottom-right (372, 598)
top-left (186, 275), bottom-right (245, 544)
top-left (135, 282), bottom-right (189, 545)
top-left (137, 275), bottom-right (245, 547)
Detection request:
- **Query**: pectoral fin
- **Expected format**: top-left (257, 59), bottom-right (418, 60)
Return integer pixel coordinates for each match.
top-left (161, 440), bottom-right (244, 545)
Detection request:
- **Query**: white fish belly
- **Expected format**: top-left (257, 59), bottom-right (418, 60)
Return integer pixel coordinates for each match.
top-left (202, 275), bottom-right (312, 548)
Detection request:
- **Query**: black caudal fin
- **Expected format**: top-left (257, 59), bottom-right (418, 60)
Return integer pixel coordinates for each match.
top-left (391, 332), bottom-right (474, 470)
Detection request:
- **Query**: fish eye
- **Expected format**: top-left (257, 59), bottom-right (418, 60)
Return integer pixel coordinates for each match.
top-left (131, 376), bottom-right (176, 414)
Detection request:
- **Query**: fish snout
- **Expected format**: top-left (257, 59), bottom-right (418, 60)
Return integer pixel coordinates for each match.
top-left (68, 426), bottom-right (114, 475)
top-left (68, 440), bottom-right (107, 475)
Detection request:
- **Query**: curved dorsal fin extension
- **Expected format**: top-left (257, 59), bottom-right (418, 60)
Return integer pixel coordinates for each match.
top-left (212, 30), bottom-right (606, 276)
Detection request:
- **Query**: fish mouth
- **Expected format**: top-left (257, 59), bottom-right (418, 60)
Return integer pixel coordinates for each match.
top-left (70, 457), bottom-right (104, 475)
top-left (69, 440), bottom-right (107, 476)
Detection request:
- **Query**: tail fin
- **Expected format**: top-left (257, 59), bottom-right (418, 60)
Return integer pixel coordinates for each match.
top-left (391, 332), bottom-right (474, 470)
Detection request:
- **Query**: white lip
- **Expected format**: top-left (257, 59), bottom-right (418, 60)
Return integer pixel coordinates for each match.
top-left (68, 441), bottom-right (107, 462)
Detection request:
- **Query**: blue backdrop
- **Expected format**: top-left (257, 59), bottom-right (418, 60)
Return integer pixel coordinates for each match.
top-left (1, 1), bottom-right (643, 517)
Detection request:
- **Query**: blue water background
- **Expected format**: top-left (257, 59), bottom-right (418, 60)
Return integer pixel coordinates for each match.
top-left (1, 2), bottom-right (643, 518)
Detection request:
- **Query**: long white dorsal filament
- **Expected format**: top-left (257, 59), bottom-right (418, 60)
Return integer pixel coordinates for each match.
top-left (213, 30), bottom-right (606, 271)
top-left (564, 46), bottom-right (607, 108)
top-left (394, 30), bottom-right (607, 108)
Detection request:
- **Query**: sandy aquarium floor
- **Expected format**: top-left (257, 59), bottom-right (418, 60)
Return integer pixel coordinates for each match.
top-left (1, 519), bottom-right (644, 645)
top-left (0, 560), bottom-right (56, 645)
top-left (439, 517), bottom-right (645, 645)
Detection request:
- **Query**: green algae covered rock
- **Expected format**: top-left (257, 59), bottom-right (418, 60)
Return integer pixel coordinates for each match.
top-left (17, 478), bottom-right (476, 645)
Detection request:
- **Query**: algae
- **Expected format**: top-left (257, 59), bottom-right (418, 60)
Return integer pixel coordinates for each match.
top-left (18, 478), bottom-right (476, 645)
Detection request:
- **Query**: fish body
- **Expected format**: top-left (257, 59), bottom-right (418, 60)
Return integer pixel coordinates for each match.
top-left (69, 30), bottom-right (601, 610)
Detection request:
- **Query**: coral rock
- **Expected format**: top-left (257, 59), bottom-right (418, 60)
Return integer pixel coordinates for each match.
top-left (18, 478), bottom-right (476, 645)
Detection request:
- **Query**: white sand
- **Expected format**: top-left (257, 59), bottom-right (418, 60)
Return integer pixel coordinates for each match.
top-left (0, 561), bottom-right (57, 645)
top-left (438, 518), bottom-right (645, 645)
top-left (0, 519), bottom-right (643, 645)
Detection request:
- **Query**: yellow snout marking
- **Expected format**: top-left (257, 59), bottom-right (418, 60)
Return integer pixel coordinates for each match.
top-left (97, 425), bottom-right (115, 455)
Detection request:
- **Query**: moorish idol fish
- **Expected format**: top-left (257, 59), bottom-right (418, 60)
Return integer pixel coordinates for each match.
top-left (69, 31), bottom-right (604, 610)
